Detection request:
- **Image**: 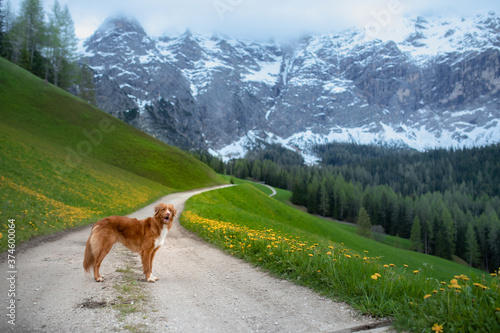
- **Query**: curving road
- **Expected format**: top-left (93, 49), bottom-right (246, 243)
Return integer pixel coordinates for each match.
top-left (0, 185), bottom-right (389, 332)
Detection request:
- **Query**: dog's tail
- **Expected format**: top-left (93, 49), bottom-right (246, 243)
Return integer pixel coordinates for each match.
top-left (83, 232), bottom-right (95, 273)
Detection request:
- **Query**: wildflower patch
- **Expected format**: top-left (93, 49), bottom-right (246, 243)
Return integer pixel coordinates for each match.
top-left (181, 208), bottom-right (500, 332)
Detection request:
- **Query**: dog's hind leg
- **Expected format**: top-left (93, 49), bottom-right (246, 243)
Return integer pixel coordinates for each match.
top-left (92, 237), bottom-right (114, 282)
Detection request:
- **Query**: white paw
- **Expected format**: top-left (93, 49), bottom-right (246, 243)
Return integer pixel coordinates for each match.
top-left (147, 276), bottom-right (156, 283)
top-left (95, 276), bottom-right (104, 282)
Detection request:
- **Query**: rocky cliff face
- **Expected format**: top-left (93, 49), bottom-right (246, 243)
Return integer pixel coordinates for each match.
top-left (80, 13), bottom-right (500, 161)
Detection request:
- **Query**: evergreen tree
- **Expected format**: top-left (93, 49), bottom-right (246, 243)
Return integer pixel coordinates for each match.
top-left (251, 159), bottom-right (261, 180)
top-left (1, 0), bottom-right (16, 60)
top-left (56, 3), bottom-right (77, 87)
top-left (46, 0), bottom-right (77, 87)
top-left (306, 175), bottom-right (320, 214)
top-left (318, 182), bottom-right (330, 217)
top-left (0, 0), bottom-right (4, 55)
top-left (488, 222), bottom-right (500, 271)
top-left (442, 207), bottom-right (456, 255)
top-left (357, 207), bottom-right (372, 238)
top-left (465, 223), bottom-right (481, 267)
top-left (409, 216), bottom-right (423, 252)
top-left (18, 0), bottom-right (45, 71)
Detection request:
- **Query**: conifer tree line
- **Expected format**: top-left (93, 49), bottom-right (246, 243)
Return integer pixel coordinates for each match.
top-left (0, 0), bottom-right (94, 100)
top-left (193, 143), bottom-right (500, 272)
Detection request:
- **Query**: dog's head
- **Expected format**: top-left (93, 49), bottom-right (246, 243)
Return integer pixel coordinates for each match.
top-left (154, 203), bottom-right (177, 225)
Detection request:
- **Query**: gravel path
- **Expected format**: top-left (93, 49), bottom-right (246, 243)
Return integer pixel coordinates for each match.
top-left (1, 185), bottom-right (390, 332)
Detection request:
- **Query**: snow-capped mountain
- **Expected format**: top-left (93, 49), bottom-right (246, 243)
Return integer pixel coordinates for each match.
top-left (80, 13), bottom-right (500, 161)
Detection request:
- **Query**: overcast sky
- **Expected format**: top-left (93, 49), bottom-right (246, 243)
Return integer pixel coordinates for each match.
top-left (7, 0), bottom-right (500, 41)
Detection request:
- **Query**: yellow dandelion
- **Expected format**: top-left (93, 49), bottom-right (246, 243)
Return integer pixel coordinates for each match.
top-left (308, 254), bottom-right (314, 257)
top-left (424, 294), bottom-right (432, 299)
top-left (431, 323), bottom-right (444, 332)
top-left (371, 275), bottom-right (378, 280)
top-left (383, 264), bottom-right (389, 268)
top-left (413, 270), bottom-right (419, 274)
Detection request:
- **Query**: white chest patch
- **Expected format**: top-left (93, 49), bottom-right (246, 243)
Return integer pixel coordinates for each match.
top-left (154, 226), bottom-right (169, 248)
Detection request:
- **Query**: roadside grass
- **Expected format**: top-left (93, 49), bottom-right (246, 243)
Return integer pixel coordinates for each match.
top-left (220, 175), bottom-right (292, 203)
top-left (181, 184), bottom-right (500, 332)
top-left (220, 175), bottom-right (414, 252)
top-left (0, 58), bottom-right (226, 251)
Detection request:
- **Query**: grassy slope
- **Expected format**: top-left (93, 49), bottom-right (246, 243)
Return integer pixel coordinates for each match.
top-left (182, 184), bottom-right (499, 332)
top-left (0, 58), bottom-right (226, 249)
top-left (0, 58), bottom-right (223, 190)
top-left (183, 184), bottom-right (484, 282)
top-left (222, 175), bottom-right (413, 250)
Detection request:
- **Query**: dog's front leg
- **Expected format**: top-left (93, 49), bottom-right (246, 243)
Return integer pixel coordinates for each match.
top-left (149, 247), bottom-right (161, 281)
top-left (141, 250), bottom-right (155, 282)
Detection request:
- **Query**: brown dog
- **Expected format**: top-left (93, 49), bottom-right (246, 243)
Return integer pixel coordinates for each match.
top-left (83, 203), bottom-right (176, 282)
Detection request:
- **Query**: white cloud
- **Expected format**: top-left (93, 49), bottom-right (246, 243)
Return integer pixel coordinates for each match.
top-left (7, 0), bottom-right (500, 40)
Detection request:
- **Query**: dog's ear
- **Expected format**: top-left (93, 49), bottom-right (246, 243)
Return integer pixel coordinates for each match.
top-left (154, 204), bottom-right (162, 216)
top-left (174, 207), bottom-right (178, 217)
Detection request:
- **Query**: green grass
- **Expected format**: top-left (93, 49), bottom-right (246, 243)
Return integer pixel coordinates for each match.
top-left (220, 175), bottom-right (412, 250)
top-left (220, 174), bottom-right (292, 203)
top-left (181, 184), bottom-right (500, 332)
top-left (0, 58), bottom-right (226, 250)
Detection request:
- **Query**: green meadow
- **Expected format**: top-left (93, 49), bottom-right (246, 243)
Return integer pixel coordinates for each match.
top-left (181, 184), bottom-right (500, 332)
top-left (0, 57), bottom-right (226, 249)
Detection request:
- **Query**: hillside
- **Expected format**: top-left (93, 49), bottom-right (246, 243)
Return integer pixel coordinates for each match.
top-left (181, 184), bottom-right (499, 332)
top-left (0, 57), bottom-right (226, 250)
top-left (182, 184), bottom-right (483, 281)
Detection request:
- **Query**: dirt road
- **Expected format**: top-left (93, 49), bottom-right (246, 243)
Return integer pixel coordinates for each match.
top-left (1, 185), bottom-right (388, 332)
